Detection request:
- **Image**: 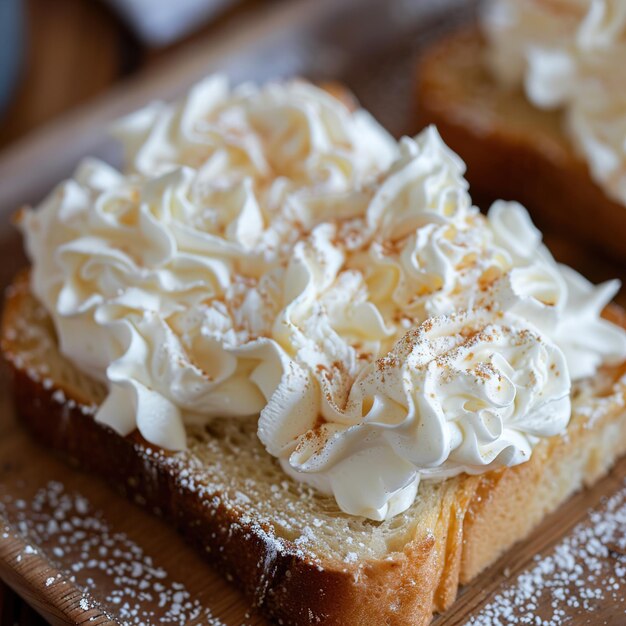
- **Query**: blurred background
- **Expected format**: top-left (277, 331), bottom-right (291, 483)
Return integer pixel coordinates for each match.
top-left (0, 0), bottom-right (471, 215)
top-left (0, 0), bottom-right (283, 150)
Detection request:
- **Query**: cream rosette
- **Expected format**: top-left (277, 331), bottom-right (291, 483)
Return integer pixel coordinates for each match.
top-left (486, 200), bottom-right (626, 380)
top-left (264, 311), bottom-right (571, 521)
top-left (23, 160), bottom-right (289, 449)
top-left (113, 75), bottom-right (398, 231)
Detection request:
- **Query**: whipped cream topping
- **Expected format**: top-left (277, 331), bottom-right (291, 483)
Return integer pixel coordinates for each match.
top-left (278, 312), bottom-right (570, 520)
top-left (21, 77), bottom-right (626, 520)
top-left (483, 0), bottom-right (626, 205)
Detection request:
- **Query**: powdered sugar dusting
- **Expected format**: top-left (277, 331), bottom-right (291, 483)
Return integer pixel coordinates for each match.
top-left (0, 481), bottom-right (229, 625)
top-left (465, 481), bottom-right (626, 625)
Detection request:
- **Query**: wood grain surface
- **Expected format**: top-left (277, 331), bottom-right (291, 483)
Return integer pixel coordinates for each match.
top-left (0, 1), bottom-right (625, 624)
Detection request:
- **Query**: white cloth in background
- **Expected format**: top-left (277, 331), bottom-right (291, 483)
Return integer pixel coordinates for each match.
top-left (105, 0), bottom-right (240, 46)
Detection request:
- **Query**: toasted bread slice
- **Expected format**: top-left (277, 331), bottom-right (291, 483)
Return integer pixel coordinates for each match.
top-left (3, 270), bottom-right (626, 625)
top-left (414, 28), bottom-right (626, 264)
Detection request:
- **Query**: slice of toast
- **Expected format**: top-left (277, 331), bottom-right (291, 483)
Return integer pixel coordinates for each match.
top-left (414, 28), bottom-right (626, 265)
top-left (4, 272), bottom-right (626, 625)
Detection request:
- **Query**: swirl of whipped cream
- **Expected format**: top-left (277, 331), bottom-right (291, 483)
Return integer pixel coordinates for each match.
top-left (113, 75), bottom-right (398, 228)
top-left (265, 311), bottom-right (570, 521)
top-left (23, 159), bottom-right (293, 449)
top-left (486, 200), bottom-right (626, 379)
top-left (482, 0), bottom-right (626, 204)
top-left (20, 75), bottom-right (626, 521)
top-left (348, 130), bottom-right (497, 324)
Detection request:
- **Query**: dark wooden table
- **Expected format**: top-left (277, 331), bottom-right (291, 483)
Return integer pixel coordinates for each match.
top-left (0, 581), bottom-right (47, 626)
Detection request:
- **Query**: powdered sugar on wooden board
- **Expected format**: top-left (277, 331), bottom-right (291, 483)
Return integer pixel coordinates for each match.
top-left (463, 481), bottom-right (626, 626)
top-left (2, 477), bottom-right (625, 625)
top-left (0, 481), bottom-right (232, 626)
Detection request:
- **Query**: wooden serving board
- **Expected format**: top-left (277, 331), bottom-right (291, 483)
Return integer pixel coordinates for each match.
top-left (0, 1), bottom-right (625, 624)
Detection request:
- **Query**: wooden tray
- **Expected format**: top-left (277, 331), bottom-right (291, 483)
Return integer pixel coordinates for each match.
top-left (0, 0), bottom-right (625, 623)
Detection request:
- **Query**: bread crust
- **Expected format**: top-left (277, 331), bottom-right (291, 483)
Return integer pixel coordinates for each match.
top-left (414, 28), bottom-right (626, 264)
top-left (3, 271), bottom-right (626, 625)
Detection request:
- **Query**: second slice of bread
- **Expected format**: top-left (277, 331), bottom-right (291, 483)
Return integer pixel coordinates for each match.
top-left (414, 28), bottom-right (626, 265)
top-left (4, 270), bottom-right (626, 625)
